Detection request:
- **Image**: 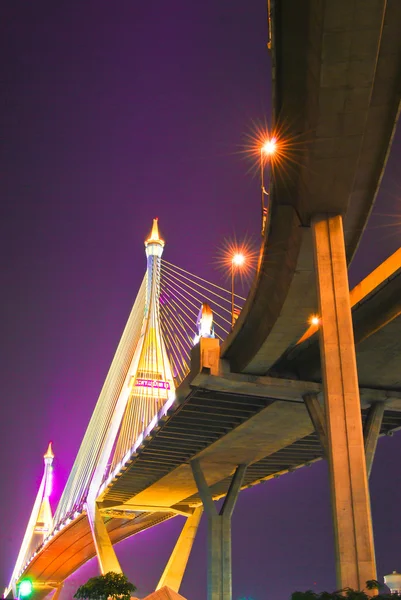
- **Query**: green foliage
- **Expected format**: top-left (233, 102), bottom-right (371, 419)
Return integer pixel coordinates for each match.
top-left (290, 581), bottom-right (401, 600)
top-left (74, 572), bottom-right (137, 600)
top-left (366, 581), bottom-right (381, 591)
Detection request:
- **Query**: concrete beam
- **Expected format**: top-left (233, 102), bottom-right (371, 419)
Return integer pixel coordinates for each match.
top-left (220, 464), bottom-right (247, 519)
top-left (156, 507), bottom-right (203, 593)
top-left (312, 214), bottom-right (376, 592)
top-left (364, 402), bottom-right (386, 478)
top-left (190, 460), bottom-right (217, 519)
top-left (189, 371), bottom-right (401, 411)
top-left (100, 503), bottom-right (193, 517)
top-left (52, 584), bottom-right (64, 600)
top-left (303, 393), bottom-right (328, 458)
top-left (190, 371), bottom-right (319, 402)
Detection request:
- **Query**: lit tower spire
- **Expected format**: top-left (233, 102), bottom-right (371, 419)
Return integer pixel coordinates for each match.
top-left (36, 442), bottom-right (54, 532)
top-left (109, 218), bottom-right (174, 468)
top-left (6, 444), bottom-right (54, 596)
top-left (144, 217), bottom-right (165, 314)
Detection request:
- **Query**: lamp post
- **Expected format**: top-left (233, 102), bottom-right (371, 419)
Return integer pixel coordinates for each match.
top-left (260, 137), bottom-right (276, 236)
top-left (231, 253), bottom-right (245, 328)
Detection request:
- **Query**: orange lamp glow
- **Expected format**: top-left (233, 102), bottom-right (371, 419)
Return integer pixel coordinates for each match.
top-left (309, 315), bottom-right (320, 326)
top-left (232, 253), bottom-right (245, 267)
top-left (261, 137), bottom-right (277, 156)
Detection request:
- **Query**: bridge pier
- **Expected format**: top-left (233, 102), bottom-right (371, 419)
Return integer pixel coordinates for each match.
top-left (87, 501), bottom-right (123, 575)
top-left (52, 584), bottom-right (64, 600)
top-left (311, 214), bottom-right (377, 592)
top-left (156, 507), bottom-right (203, 593)
top-left (304, 393), bottom-right (385, 480)
top-left (364, 402), bottom-right (385, 478)
top-left (190, 460), bottom-right (246, 600)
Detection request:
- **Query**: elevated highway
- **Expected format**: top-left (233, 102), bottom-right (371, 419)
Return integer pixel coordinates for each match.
top-left (273, 247), bottom-right (401, 388)
top-left (222, 0), bottom-right (401, 374)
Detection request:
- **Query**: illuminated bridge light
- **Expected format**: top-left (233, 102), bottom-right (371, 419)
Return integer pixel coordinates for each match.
top-left (18, 580), bottom-right (33, 598)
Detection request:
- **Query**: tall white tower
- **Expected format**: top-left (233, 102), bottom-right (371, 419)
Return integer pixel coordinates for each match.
top-left (108, 218), bottom-right (175, 469)
top-left (6, 443), bottom-right (54, 596)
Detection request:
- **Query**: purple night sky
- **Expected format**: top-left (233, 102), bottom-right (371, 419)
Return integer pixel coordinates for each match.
top-left (1, 3), bottom-right (401, 599)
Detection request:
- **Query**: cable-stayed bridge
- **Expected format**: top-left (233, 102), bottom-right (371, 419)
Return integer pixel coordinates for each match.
top-left (5, 2), bottom-right (401, 600)
top-left (7, 230), bottom-right (401, 600)
top-left (5, 219), bottom-right (248, 600)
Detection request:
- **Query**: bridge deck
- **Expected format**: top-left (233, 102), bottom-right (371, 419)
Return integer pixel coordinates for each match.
top-left (19, 512), bottom-right (171, 598)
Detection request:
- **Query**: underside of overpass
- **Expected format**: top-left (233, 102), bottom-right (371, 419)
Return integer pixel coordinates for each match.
top-left (222, 0), bottom-right (401, 376)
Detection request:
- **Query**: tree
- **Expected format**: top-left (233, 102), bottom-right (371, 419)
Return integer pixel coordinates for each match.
top-left (74, 572), bottom-right (137, 600)
top-left (291, 582), bottom-right (401, 600)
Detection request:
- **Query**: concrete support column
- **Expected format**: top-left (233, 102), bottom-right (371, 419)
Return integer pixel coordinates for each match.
top-left (52, 584), bottom-right (64, 600)
top-left (364, 402), bottom-right (385, 478)
top-left (311, 214), bottom-right (376, 592)
top-left (157, 507), bottom-right (203, 592)
top-left (191, 460), bottom-right (246, 600)
top-left (86, 501), bottom-right (122, 575)
top-left (303, 392), bottom-right (328, 458)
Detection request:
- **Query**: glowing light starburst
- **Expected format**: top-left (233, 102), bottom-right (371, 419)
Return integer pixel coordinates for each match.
top-left (18, 580), bottom-right (33, 598)
top-left (232, 253), bottom-right (246, 267)
top-left (215, 236), bottom-right (258, 286)
top-left (243, 122), bottom-right (285, 170)
top-left (261, 137), bottom-right (277, 156)
top-left (239, 117), bottom-right (308, 187)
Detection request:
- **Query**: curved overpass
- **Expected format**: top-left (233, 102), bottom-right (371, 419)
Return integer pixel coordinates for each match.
top-left (272, 247), bottom-right (401, 387)
top-left (222, 0), bottom-right (401, 374)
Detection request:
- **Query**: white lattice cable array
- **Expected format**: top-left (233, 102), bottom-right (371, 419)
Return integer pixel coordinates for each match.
top-left (108, 250), bottom-right (173, 473)
top-left (53, 276), bottom-right (147, 524)
top-left (160, 259), bottom-right (245, 379)
top-left (53, 261), bottom-right (245, 526)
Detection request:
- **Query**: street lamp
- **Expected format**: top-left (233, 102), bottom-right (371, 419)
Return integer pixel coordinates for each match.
top-left (231, 253), bottom-right (245, 328)
top-left (260, 137), bottom-right (277, 236)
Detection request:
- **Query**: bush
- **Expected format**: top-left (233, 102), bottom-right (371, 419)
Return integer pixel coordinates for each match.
top-left (74, 572), bottom-right (137, 600)
top-left (291, 581), bottom-right (401, 600)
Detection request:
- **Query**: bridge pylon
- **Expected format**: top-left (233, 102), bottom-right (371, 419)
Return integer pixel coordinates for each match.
top-left (6, 443), bottom-right (54, 598)
top-left (85, 218), bottom-right (175, 575)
